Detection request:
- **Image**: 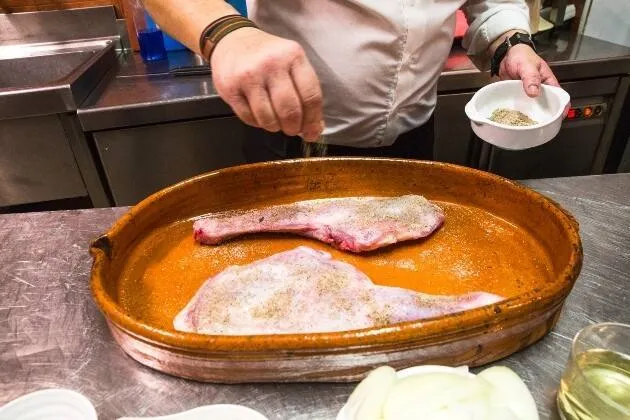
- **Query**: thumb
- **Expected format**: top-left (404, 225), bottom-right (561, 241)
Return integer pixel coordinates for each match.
top-left (519, 62), bottom-right (542, 98)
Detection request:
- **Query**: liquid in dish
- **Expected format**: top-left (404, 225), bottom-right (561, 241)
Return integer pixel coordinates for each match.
top-left (557, 349), bottom-right (630, 419)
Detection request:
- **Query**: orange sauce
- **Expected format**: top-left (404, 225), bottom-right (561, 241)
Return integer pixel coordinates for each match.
top-left (118, 201), bottom-right (553, 331)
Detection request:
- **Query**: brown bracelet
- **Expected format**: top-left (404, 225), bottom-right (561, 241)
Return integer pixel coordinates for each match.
top-left (198, 14), bottom-right (240, 53)
top-left (199, 15), bottom-right (258, 61)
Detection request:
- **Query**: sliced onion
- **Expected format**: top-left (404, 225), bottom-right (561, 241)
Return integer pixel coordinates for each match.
top-left (339, 365), bottom-right (539, 420)
top-left (383, 372), bottom-right (493, 419)
top-left (343, 365), bottom-right (397, 420)
top-left (397, 365), bottom-right (471, 379)
top-left (477, 366), bottom-right (539, 420)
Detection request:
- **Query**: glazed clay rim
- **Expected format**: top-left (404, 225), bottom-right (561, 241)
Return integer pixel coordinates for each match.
top-left (90, 158), bottom-right (583, 353)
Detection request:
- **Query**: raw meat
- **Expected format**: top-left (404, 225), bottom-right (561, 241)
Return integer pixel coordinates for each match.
top-left (173, 246), bottom-right (502, 335)
top-left (193, 195), bottom-right (445, 252)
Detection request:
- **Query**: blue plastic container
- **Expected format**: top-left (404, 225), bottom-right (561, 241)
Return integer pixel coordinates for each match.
top-left (144, 13), bottom-right (186, 51)
top-left (137, 28), bottom-right (167, 61)
top-left (163, 34), bottom-right (187, 51)
top-left (139, 1), bottom-right (248, 56)
top-left (228, 0), bottom-right (248, 16)
top-left (156, 1), bottom-right (248, 52)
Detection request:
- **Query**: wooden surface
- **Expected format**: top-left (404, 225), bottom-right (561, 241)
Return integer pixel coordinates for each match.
top-left (121, 0), bottom-right (138, 50)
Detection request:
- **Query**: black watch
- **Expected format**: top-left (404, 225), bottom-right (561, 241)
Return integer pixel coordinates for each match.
top-left (490, 32), bottom-right (536, 77)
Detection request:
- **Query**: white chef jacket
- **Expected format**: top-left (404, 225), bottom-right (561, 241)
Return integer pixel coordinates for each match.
top-left (247, 0), bottom-right (531, 147)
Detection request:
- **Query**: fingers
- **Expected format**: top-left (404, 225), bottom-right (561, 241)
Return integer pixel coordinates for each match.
top-left (243, 84), bottom-right (281, 132)
top-left (291, 55), bottom-right (324, 141)
top-left (502, 46), bottom-right (560, 97)
top-left (539, 61), bottom-right (570, 117)
top-left (540, 62), bottom-right (560, 87)
top-left (518, 60), bottom-right (542, 98)
top-left (253, 54), bottom-right (323, 139)
top-left (226, 93), bottom-right (258, 127)
top-left (213, 73), bottom-right (275, 130)
top-left (267, 72), bottom-right (303, 136)
top-left (213, 35), bottom-right (323, 139)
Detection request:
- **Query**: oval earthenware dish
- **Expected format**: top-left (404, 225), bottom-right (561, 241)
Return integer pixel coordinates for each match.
top-left (90, 158), bottom-right (582, 383)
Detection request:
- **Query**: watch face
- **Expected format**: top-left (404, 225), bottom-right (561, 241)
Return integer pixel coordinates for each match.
top-left (517, 33), bottom-right (530, 42)
top-left (510, 32), bottom-right (535, 50)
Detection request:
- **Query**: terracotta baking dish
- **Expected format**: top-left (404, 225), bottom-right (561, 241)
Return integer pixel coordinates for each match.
top-left (90, 158), bottom-right (582, 383)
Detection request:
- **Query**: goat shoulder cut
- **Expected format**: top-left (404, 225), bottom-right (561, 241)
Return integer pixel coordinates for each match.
top-left (193, 195), bottom-right (445, 253)
top-left (173, 246), bottom-right (503, 335)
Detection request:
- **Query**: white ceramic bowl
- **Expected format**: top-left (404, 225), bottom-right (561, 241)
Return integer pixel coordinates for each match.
top-left (0, 389), bottom-right (97, 420)
top-left (0, 389), bottom-right (270, 420)
top-left (117, 404), bottom-right (270, 420)
top-left (464, 80), bottom-right (570, 150)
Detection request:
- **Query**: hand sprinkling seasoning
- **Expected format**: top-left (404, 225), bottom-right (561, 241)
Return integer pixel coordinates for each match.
top-left (490, 108), bottom-right (537, 126)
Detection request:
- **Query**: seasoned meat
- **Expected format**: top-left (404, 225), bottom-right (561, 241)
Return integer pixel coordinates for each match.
top-left (193, 195), bottom-right (445, 252)
top-left (174, 246), bottom-right (502, 335)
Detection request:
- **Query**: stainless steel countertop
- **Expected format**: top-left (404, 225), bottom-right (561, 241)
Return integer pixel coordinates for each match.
top-left (77, 31), bottom-right (630, 132)
top-left (0, 6), bottom-right (119, 120)
top-left (1, 173), bottom-right (629, 420)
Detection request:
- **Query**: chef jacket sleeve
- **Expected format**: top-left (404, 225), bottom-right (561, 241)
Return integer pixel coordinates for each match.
top-left (462, 0), bottom-right (531, 56)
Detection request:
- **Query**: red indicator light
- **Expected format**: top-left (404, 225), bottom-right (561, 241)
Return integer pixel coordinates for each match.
top-left (568, 108), bottom-right (576, 119)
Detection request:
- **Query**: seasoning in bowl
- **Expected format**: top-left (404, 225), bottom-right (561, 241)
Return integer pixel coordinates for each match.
top-left (490, 108), bottom-right (538, 126)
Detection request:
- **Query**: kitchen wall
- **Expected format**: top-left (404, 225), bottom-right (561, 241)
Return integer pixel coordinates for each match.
top-left (581, 0), bottom-right (630, 47)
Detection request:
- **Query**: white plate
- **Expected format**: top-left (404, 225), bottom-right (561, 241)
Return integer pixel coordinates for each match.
top-left (0, 389), bottom-right (97, 420)
top-left (0, 389), bottom-right (269, 420)
top-left (117, 404), bottom-right (270, 420)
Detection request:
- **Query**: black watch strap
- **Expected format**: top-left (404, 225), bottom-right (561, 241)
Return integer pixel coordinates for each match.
top-left (490, 32), bottom-right (536, 77)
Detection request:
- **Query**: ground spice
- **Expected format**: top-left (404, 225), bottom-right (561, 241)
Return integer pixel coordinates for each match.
top-left (490, 108), bottom-right (537, 126)
top-left (250, 290), bottom-right (293, 319)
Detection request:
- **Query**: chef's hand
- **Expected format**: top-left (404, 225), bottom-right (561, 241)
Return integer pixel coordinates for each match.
top-left (210, 27), bottom-right (324, 141)
top-left (498, 44), bottom-right (560, 98)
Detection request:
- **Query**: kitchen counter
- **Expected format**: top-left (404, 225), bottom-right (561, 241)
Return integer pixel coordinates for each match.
top-left (1, 173), bottom-right (629, 419)
top-left (77, 31), bottom-right (630, 131)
